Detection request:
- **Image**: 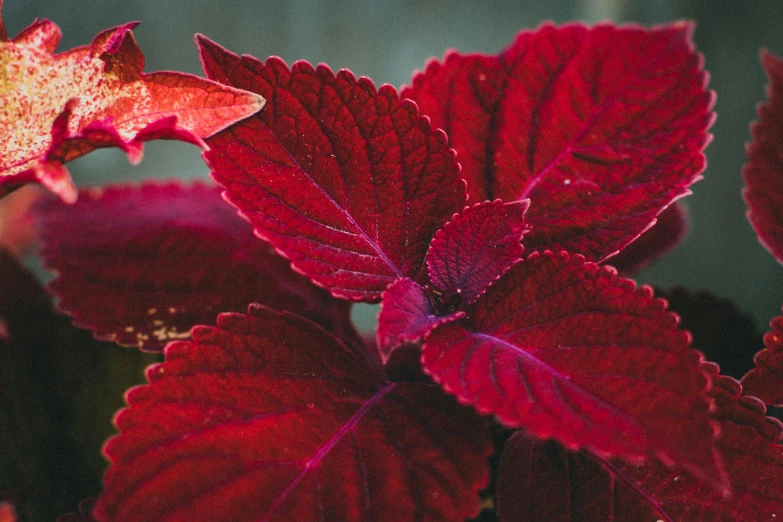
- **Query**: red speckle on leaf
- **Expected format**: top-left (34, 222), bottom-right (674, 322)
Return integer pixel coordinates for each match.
top-left (404, 22), bottom-right (713, 263)
top-left (37, 182), bottom-right (355, 351)
top-left (95, 305), bottom-right (490, 521)
top-left (423, 250), bottom-right (727, 490)
top-left (744, 50), bottom-right (783, 266)
top-left (0, 13), bottom-right (264, 202)
top-left (198, 36), bottom-right (466, 302)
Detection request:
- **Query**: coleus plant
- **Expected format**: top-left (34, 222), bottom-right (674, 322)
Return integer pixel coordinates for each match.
top-left (2, 1), bottom-right (783, 520)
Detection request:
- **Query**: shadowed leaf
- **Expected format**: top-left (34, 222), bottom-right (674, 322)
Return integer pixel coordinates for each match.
top-left (37, 182), bottom-right (355, 351)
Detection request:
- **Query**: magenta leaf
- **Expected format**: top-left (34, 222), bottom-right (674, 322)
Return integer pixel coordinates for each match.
top-left (376, 278), bottom-right (464, 362)
top-left (742, 311), bottom-right (783, 405)
top-left (37, 182), bottom-right (354, 351)
top-left (422, 250), bottom-right (726, 489)
top-left (96, 305), bottom-right (491, 521)
top-left (404, 23), bottom-right (713, 263)
top-left (199, 36), bottom-right (466, 301)
top-left (497, 369), bottom-right (783, 522)
top-left (608, 202), bottom-right (690, 275)
top-left (744, 50), bottom-right (783, 265)
top-left (426, 199), bottom-right (529, 305)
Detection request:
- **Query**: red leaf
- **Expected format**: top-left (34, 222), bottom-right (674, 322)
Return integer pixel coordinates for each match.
top-left (496, 371), bottom-right (783, 522)
top-left (0, 12), bottom-right (264, 202)
top-left (607, 202), bottom-right (690, 275)
top-left (744, 50), bottom-right (783, 265)
top-left (0, 185), bottom-right (44, 258)
top-left (376, 278), bottom-right (464, 362)
top-left (426, 199), bottom-right (529, 305)
top-left (0, 502), bottom-right (17, 522)
top-left (403, 23), bottom-right (713, 263)
top-left (742, 312), bottom-right (783, 405)
top-left (37, 182), bottom-right (354, 351)
top-left (422, 250), bottom-right (726, 489)
top-left (198, 36), bottom-right (466, 301)
top-left (95, 305), bottom-right (490, 521)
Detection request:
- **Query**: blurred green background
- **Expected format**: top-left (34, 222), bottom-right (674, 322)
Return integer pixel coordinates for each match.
top-left (5, 0), bottom-right (783, 330)
top-left (3, 0), bottom-right (783, 519)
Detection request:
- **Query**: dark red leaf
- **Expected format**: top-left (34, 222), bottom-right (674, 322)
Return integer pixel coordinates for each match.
top-left (496, 370), bottom-right (783, 522)
top-left (0, 14), bottom-right (264, 202)
top-left (422, 250), bottom-right (726, 489)
top-left (37, 182), bottom-right (354, 351)
top-left (404, 23), bottom-right (712, 263)
top-left (608, 202), bottom-right (690, 275)
top-left (57, 499), bottom-right (98, 522)
top-left (742, 311), bottom-right (783, 405)
top-left (661, 287), bottom-right (762, 379)
top-left (0, 501), bottom-right (17, 522)
top-left (744, 50), bottom-right (783, 265)
top-left (0, 248), bottom-right (151, 520)
top-left (198, 36), bottom-right (466, 301)
top-left (426, 199), bottom-right (529, 305)
top-left (376, 278), bottom-right (464, 362)
top-left (96, 305), bottom-right (490, 521)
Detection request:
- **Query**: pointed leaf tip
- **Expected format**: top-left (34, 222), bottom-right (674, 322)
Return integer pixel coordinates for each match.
top-left (201, 39), bottom-right (466, 301)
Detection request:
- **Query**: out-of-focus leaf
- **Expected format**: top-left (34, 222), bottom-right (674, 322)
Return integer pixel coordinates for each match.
top-left (37, 182), bottom-right (356, 351)
top-left (608, 203), bottom-right (690, 275)
top-left (744, 50), bottom-right (783, 265)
